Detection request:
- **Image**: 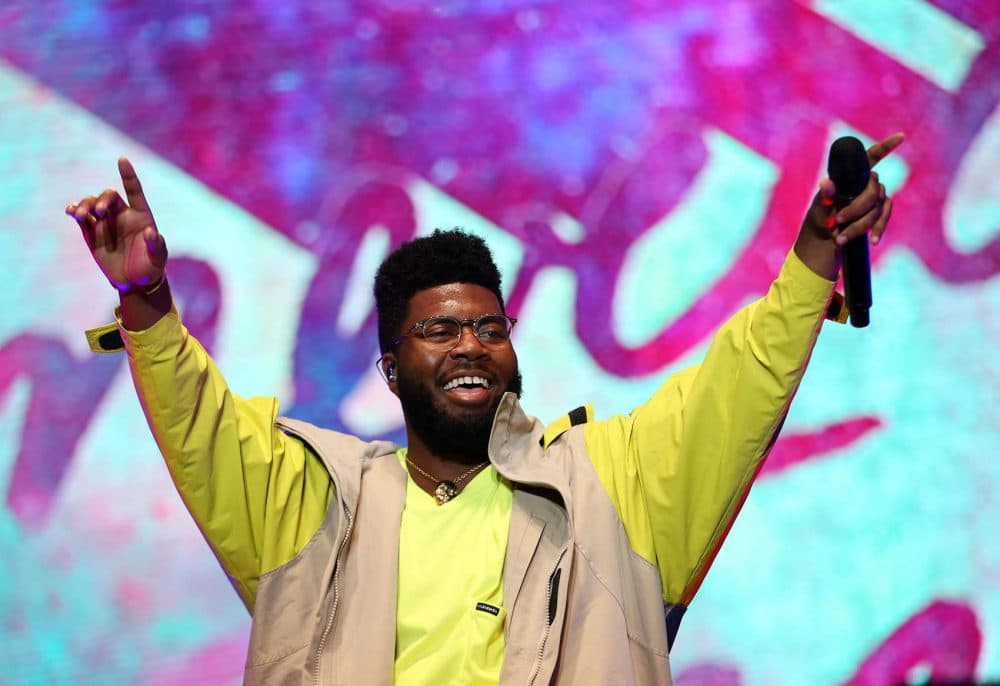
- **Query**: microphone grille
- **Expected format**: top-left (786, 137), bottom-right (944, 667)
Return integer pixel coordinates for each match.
top-left (827, 136), bottom-right (871, 199)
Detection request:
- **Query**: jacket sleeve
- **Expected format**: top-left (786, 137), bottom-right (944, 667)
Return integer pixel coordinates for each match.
top-left (112, 307), bottom-right (334, 613)
top-left (583, 250), bottom-right (834, 607)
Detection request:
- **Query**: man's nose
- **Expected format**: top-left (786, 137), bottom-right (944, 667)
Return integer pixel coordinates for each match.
top-left (449, 325), bottom-right (487, 357)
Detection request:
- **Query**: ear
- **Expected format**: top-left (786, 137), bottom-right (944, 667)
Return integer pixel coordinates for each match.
top-left (379, 354), bottom-right (399, 395)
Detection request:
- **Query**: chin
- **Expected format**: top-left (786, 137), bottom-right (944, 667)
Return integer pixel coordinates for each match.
top-left (398, 379), bottom-right (503, 463)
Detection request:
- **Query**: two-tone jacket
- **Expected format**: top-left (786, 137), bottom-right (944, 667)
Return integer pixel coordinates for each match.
top-left (86, 249), bottom-right (837, 684)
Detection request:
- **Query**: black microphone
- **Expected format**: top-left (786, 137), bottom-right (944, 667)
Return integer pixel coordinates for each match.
top-left (827, 136), bottom-right (872, 328)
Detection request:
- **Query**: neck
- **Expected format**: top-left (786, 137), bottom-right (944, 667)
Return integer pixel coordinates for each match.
top-left (404, 430), bottom-right (488, 495)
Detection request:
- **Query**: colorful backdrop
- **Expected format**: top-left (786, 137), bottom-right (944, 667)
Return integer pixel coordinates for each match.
top-left (1, 1), bottom-right (998, 684)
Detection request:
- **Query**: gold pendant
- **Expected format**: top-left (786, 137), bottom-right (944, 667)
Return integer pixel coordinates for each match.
top-left (434, 481), bottom-right (458, 505)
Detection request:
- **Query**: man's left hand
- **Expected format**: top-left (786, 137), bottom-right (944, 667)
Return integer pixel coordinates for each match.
top-left (795, 132), bottom-right (905, 280)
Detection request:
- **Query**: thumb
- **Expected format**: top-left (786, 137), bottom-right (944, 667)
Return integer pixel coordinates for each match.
top-left (817, 177), bottom-right (836, 207)
top-left (809, 178), bottom-right (838, 231)
top-left (143, 226), bottom-right (168, 268)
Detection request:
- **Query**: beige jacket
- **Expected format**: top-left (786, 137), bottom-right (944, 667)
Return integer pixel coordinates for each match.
top-left (247, 395), bottom-right (672, 685)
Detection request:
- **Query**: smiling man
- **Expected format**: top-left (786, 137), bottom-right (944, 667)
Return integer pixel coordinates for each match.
top-left (75, 136), bottom-right (899, 685)
top-left (375, 233), bottom-right (524, 501)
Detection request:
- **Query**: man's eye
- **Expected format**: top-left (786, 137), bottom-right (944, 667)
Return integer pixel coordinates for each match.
top-left (422, 324), bottom-right (457, 340)
top-left (476, 318), bottom-right (509, 340)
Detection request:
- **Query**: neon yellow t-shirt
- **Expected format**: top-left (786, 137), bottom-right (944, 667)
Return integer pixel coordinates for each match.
top-left (394, 450), bottom-right (513, 685)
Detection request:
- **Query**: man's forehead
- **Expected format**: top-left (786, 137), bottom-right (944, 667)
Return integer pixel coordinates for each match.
top-left (404, 283), bottom-right (502, 321)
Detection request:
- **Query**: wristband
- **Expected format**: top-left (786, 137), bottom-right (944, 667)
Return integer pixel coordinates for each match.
top-left (116, 272), bottom-right (166, 296)
top-left (142, 272), bottom-right (167, 295)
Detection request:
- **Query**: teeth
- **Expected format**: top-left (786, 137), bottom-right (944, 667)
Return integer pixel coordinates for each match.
top-left (443, 376), bottom-right (490, 391)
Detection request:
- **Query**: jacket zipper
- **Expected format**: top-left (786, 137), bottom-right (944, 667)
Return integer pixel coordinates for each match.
top-left (312, 505), bottom-right (353, 685)
top-left (527, 552), bottom-right (565, 685)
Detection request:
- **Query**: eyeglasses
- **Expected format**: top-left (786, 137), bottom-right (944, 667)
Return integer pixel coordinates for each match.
top-left (393, 314), bottom-right (518, 350)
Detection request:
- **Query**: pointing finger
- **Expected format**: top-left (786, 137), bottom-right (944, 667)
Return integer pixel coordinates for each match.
top-left (118, 157), bottom-right (152, 213)
top-left (867, 132), bottom-right (905, 168)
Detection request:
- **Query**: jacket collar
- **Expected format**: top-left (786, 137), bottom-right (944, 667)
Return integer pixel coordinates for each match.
top-left (488, 392), bottom-right (571, 502)
top-left (280, 394), bottom-right (571, 511)
top-left (275, 416), bottom-right (399, 513)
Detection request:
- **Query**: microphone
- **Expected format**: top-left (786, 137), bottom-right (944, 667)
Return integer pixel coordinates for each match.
top-left (827, 136), bottom-right (872, 328)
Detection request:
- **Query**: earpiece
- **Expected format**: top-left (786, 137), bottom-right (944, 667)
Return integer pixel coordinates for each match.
top-left (386, 363), bottom-right (397, 383)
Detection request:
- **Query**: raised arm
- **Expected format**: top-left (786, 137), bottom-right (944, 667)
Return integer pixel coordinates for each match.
top-left (584, 133), bottom-right (903, 612)
top-left (70, 160), bottom-right (333, 611)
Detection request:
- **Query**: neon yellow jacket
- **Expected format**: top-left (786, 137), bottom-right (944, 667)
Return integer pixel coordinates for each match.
top-left (87, 249), bottom-right (835, 683)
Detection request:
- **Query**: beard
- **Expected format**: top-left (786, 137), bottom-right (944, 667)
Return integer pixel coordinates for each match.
top-left (397, 367), bottom-right (523, 465)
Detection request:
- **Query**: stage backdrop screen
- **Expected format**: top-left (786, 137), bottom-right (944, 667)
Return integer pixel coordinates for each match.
top-left (1, 1), bottom-right (998, 684)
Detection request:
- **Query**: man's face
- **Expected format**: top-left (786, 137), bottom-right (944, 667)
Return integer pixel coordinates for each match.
top-left (390, 282), bottom-right (522, 464)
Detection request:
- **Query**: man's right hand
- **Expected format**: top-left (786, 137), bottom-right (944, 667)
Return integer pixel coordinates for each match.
top-left (67, 157), bottom-right (167, 293)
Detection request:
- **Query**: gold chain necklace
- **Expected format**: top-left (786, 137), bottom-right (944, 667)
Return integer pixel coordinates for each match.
top-left (405, 458), bottom-right (488, 505)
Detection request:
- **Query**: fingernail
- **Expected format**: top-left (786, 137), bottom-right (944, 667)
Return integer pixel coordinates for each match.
top-left (825, 216), bottom-right (837, 230)
top-left (871, 234), bottom-right (880, 245)
top-left (836, 234), bottom-right (847, 246)
top-left (821, 195), bottom-right (834, 208)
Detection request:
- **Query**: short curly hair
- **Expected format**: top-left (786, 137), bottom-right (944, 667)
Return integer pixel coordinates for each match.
top-left (374, 229), bottom-right (506, 354)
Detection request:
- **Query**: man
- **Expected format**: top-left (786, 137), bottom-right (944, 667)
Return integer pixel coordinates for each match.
top-left (73, 134), bottom-right (900, 685)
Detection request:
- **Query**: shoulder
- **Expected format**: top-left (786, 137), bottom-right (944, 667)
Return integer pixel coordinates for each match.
top-left (275, 416), bottom-right (399, 467)
top-left (540, 404), bottom-right (595, 450)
